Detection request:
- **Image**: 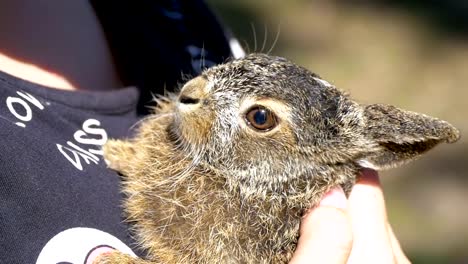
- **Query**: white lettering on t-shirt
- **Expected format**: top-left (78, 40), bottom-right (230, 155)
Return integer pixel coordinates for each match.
top-left (5, 91), bottom-right (45, 127)
top-left (74, 119), bottom-right (108, 155)
top-left (57, 119), bottom-right (108, 171)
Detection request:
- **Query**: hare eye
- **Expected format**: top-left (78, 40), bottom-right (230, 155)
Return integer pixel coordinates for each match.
top-left (245, 106), bottom-right (278, 131)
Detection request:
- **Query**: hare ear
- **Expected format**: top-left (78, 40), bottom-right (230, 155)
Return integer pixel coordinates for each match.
top-left (358, 104), bottom-right (460, 170)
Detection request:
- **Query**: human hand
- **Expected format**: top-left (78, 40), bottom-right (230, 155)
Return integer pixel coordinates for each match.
top-left (289, 169), bottom-right (411, 264)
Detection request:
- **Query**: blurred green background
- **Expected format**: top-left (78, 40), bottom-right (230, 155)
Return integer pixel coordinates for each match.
top-left (206, 0), bottom-right (468, 263)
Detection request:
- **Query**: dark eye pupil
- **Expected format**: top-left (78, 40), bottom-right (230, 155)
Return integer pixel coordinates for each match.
top-left (245, 106), bottom-right (278, 131)
top-left (254, 109), bottom-right (267, 125)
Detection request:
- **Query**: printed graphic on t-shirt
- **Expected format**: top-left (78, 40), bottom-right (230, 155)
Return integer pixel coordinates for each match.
top-left (3, 90), bottom-right (47, 127)
top-left (56, 118), bottom-right (108, 171)
top-left (2, 89), bottom-right (109, 171)
top-left (36, 227), bottom-right (136, 264)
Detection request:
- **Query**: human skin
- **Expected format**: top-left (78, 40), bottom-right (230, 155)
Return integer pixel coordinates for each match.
top-left (290, 169), bottom-right (411, 264)
top-left (0, 0), bottom-right (121, 91)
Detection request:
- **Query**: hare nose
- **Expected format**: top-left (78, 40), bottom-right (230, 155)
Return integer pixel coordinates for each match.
top-left (179, 95), bottom-right (200, 105)
top-left (178, 76), bottom-right (208, 104)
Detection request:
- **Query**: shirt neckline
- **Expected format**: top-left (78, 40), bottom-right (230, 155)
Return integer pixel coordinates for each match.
top-left (0, 70), bottom-right (139, 114)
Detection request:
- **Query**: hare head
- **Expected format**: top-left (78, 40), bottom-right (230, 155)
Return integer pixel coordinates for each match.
top-left (168, 53), bottom-right (459, 197)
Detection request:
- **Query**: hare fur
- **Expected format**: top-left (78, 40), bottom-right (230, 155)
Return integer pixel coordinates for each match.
top-left (96, 53), bottom-right (460, 264)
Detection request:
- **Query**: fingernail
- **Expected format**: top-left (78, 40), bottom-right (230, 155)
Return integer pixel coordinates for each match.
top-left (319, 187), bottom-right (347, 209)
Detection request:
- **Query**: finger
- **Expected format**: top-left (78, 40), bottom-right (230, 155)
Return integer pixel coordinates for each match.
top-left (347, 169), bottom-right (395, 264)
top-left (289, 187), bottom-right (353, 264)
top-left (388, 224), bottom-right (412, 264)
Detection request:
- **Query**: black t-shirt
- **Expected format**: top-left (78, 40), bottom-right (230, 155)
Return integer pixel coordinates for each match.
top-left (0, 1), bottom-right (236, 263)
top-left (91, 0), bottom-right (237, 115)
top-left (0, 71), bottom-right (141, 264)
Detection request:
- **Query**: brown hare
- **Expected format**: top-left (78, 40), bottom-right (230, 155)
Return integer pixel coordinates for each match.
top-left (96, 53), bottom-right (460, 264)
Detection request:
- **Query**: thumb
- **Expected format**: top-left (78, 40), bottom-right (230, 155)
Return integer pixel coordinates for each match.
top-left (289, 187), bottom-right (353, 264)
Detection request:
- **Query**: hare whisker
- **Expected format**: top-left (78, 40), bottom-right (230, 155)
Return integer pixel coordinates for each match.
top-left (242, 39), bottom-right (251, 55)
top-left (261, 23), bottom-right (268, 53)
top-left (129, 113), bottom-right (174, 132)
top-left (267, 22), bottom-right (281, 55)
top-left (250, 22), bottom-right (257, 52)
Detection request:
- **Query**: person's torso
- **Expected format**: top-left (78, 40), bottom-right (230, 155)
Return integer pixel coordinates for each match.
top-left (0, 71), bottom-right (141, 264)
